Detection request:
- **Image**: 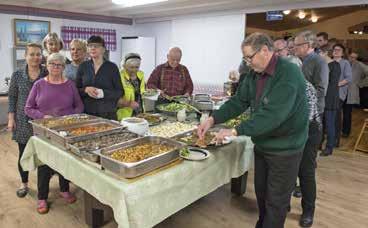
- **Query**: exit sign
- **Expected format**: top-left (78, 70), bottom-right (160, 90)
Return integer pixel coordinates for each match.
top-left (266, 11), bottom-right (283, 21)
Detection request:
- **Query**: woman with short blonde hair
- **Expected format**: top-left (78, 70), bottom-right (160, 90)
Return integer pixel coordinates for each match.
top-left (64, 39), bottom-right (87, 81)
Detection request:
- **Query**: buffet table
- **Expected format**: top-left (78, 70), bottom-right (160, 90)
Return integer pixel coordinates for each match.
top-left (21, 135), bottom-right (254, 228)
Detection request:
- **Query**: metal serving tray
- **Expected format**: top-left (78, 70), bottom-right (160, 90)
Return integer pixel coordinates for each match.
top-left (46, 119), bottom-right (124, 148)
top-left (67, 130), bottom-right (140, 159)
top-left (29, 114), bottom-right (101, 138)
top-left (96, 136), bottom-right (185, 178)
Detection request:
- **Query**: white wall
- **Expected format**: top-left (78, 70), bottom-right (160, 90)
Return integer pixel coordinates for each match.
top-left (134, 20), bottom-right (172, 68)
top-left (135, 14), bottom-right (245, 86)
top-left (0, 13), bottom-right (135, 91)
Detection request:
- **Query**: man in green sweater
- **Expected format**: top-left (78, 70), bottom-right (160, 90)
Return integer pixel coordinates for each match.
top-left (198, 32), bottom-right (309, 228)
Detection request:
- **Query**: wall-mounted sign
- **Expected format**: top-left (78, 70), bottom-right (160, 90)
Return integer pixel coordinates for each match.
top-left (266, 11), bottom-right (283, 21)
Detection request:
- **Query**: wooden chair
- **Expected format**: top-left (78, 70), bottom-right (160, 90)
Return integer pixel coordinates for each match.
top-left (354, 109), bottom-right (368, 153)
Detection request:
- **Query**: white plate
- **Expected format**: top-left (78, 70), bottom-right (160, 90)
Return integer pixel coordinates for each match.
top-left (180, 147), bottom-right (210, 161)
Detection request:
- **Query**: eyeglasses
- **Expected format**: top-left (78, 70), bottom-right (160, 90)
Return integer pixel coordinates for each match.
top-left (294, 42), bottom-right (309, 47)
top-left (243, 48), bottom-right (260, 64)
top-left (87, 43), bottom-right (103, 49)
top-left (48, 63), bottom-right (64, 69)
top-left (333, 48), bottom-right (343, 52)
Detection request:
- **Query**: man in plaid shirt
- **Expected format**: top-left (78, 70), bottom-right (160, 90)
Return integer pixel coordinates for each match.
top-left (147, 47), bottom-right (193, 97)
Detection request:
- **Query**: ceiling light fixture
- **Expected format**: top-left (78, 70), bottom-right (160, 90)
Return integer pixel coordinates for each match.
top-left (359, 31), bottom-right (363, 35)
top-left (311, 16), bottom-right (318, 23)
top-left (283, 10), bottom-right (291, 15)
top-left (354, 31), bottom-right (358, 34)
top-left (298, 11), bottom-right (306, 19)
top-left (112, 0), bottom-right (168, 7)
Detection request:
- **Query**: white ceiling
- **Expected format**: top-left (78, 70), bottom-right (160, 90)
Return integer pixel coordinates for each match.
top-left (0, 0), bottom-right (366, 21)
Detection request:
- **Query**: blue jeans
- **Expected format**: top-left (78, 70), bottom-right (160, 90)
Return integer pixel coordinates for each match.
top-left (325, 110), bottom-right (337, 151)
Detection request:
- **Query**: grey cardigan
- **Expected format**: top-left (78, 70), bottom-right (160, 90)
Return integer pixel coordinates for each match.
top-left (302, 52), bottom-right (329, 114)
top-left (336, 59), bottom-right (352, 101)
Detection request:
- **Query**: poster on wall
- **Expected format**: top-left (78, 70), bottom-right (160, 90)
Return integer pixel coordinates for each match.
top-left (14, 19), bottom-right (50, 46)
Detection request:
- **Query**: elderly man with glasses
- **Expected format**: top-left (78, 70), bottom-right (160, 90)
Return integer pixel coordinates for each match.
top-left (198, 32), bottom-right (309, 228)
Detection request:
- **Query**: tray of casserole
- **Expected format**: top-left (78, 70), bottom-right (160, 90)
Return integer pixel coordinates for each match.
top-left (95, 136), bottom-right (185, 178)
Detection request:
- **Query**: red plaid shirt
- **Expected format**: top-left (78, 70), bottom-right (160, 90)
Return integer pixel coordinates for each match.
top-left (147, 62), bottom-right (193, 97)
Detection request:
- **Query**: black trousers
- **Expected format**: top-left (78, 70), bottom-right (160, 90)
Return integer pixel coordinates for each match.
top-left (360, 87), bottom-right (368, 108)
top-left (335, 99), bottom-right (344, 146)
top-left (254, 148), bottom-right (303, 228)
top-left (18, 143), bottom-right (29, 183)
top-left (37, 165), bottom-right (70, 200)
top-left (342, 100), bottom-right (353, 135)
top-left (298, 121), bottom-right (322, 214)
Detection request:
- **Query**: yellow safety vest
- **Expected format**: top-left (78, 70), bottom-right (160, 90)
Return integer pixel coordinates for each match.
top-left (116, 69), bottom-right (145, 121)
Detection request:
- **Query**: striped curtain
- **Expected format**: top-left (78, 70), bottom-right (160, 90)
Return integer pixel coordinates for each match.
top-left (61, 26), bottom-right (116, 51)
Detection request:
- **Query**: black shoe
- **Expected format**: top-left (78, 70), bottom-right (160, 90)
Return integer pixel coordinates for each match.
top-left (16, 187), bottom-right (29, 198)
top-left (299, 212), bottom-right (314, 227)
top-left (342, 133), bottom-right (349, 138)
top-left (320, 149), bottom-right (332, 156)
top-left (335, 140), bottom-right (340, 148)
top-left (293, 186), bottom-right (302, 198)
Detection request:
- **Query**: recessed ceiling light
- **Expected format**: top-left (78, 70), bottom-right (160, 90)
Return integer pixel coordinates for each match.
top-left (354, 31), bottom-right (358, 34)
top-left (112, 0), bottom-right (168, 7)
top-left (359, 31), bottom-right (363, 35)
top-left (311, 16), bottom-right (318, 23)
top-left (298, 11), bottom-right (306, 19)
top-left (283, 10), bottom-right (291, 15)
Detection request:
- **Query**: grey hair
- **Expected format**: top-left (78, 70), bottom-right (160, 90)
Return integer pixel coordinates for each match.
top-left (125, 58), bottom-right (141, 67)
top-left (47, 53), bottom-right (66, 66)
top-left (121, 53), bottom-right (141, 68)
top-left (295, 30), bottom-right (317, 48)
top-left (241, 32), bottom-right (274, 51)
top-left (168, 47), bottom-right (182, 56)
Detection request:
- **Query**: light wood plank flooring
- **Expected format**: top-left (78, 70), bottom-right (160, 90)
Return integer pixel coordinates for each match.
top-left (0, 108), bottom-right (367, 228)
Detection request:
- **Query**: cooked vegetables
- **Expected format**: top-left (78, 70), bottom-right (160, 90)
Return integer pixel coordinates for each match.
top-left (110, 143), bottom-right (175, 163)
top-left (65, 123), bottom-right (115, 136)
top-left (150, 122), bottom-right (196, 138)
top-left (39, 114), bottom-right (96, 128)
top-left (157, 103), bottom-right (193, 113)
top-left (180, 147), bottom-right (190, 157)
top-left (71, 131), bottom-right (138, 150)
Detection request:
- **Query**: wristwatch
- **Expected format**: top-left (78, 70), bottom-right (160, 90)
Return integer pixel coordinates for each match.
top-left (231, 128), bottom-right (238, 136)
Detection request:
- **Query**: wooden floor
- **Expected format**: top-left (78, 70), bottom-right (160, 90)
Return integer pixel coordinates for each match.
top-left (0, 108), bottom-right (367, 228)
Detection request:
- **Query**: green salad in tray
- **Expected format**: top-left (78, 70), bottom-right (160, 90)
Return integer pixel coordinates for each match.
top-left (143, 89), bottom-right (159, 97)
top-left (157, 103), bottom-right (194, 113)
top-left (224, 113), bottom-right (249, 128)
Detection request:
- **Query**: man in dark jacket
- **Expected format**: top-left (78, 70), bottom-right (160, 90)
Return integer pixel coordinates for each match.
top-left (198, 32), bottom-right (309, 228)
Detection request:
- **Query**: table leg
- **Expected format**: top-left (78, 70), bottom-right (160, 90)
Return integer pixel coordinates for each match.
top-left (231, 171), bottom-right (248, 196)
top-left (84, 191), bottom-right (108, 228)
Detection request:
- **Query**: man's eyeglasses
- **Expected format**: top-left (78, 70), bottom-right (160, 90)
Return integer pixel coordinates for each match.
top-left (48, 63), bottom-right (64, 69)
top-left (294, 42), bottom-right (309, 47)
top-left (243, 48), bottom-right (260, 64)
